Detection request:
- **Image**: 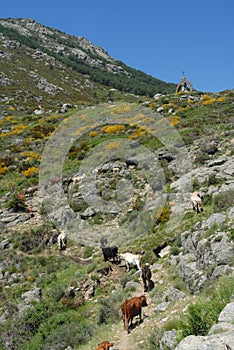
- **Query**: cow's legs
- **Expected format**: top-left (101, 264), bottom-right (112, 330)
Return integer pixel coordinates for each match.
top-left (139, 309), bottom-right (142, 322)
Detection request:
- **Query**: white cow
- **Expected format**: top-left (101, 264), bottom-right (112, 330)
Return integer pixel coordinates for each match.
top-left (57, 232), bottom-right (67, 251)
top-left (191, 191), bottom-right (203, 214)
top-left (119, 252), bottom-right (142, 271)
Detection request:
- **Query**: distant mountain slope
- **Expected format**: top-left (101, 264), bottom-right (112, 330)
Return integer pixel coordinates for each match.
top-left (0, 17), bottom-right (176, 110)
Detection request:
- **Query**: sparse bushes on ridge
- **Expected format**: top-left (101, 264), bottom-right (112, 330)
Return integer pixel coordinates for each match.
top-left (145, 328), bottom-right (163, 350)
top-left (97, 290), bottom-right (130, 325)
top-left (177, 276), bottom-right (234, 338)
top-left (213, 189), bottom-right (234, 212)
top-left (145, 276), bottom-right (234, 349)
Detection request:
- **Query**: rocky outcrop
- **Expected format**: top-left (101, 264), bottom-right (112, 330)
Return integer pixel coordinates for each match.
top-left (175, 302), bottom-right (234, 350)
top-left (171, 213), bottom-right (234, 292)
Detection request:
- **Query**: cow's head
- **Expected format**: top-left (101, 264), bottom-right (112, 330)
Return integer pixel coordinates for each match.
top-left (140, 295), bottom-right (148, 307)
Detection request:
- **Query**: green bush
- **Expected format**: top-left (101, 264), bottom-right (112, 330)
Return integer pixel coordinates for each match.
top-left (145, 328), bottom-right (163, 350)
top-left (6, 195), bottom-right (28, 212)
top-left (213, 190), bottom-right (234, 212)
top-left (83, 246), bottom-right (94, 259)
top-left (24, 310), bottom-right (95, 350)
top-left (97, 290), bottom-right (130, 325)
top-left (181, 276), bottom-right (234, 337)
top-left (49, 284), bottom-right (65, 302)
top-left (0, 300), bottom-right (63, 350)
top-left (38, 321), bottom-right (94, 350)
top-left (228, 228), bottom-right (234, 241)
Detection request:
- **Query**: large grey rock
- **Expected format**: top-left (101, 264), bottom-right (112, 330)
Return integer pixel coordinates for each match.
top-left (160, 330), bottom-right (178, 350)
top-left (125, 281), bottom-right (141, 290)
top-left (175, 332), bottom-right (234, 349)
top-left (209, 322), bottom-right (234, 335)
top-left (164, 286), bottom-right (186, 301)
top-left (218, 302), bottom-right (234, 323)
top-left (211, 234), bottom-right (234, 266)
top-left (154, 301), bottom-right (170, 313)
top-left (202, 213), bottom-right (226, 230)
top-left (227, 207), bottom-right (234, 222)
top-left (211, 265), bottom-right (234, 280)
top-left (0, 212), bottom-right (31, 226)
top-left (177, 253), bottom-right (207, 291)
top-left (177, 224), bottom-right (234, 292)
top-left (21, 288), bottom-right (42, 303)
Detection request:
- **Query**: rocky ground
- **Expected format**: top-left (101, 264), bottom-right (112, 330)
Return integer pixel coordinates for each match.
top-left (0, 91), bottom-right (234, 349)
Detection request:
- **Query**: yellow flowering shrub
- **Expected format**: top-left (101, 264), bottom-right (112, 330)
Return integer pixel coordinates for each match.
top-left (21, 166), bottom-right (39, 177)
top-left (128, 126), bottom-right (151, 139)
top-left (89, 130), bottom-right (99, 137)
top-left (110, 105), bottom-right (131, 115)
top-left (101, 125), bottom-right (126, 134)
top-left (202, 94), bottom-right (211, 101)
top-left (0, 124), bottom-right (27, 137)
top-left (20, 151), bottom-right (41, 161)
top-left (23, 137), bottom-right (36, 145)
top-left (217, 96), bottom-right (226, 102)
top-left (203, 98), bottom-right (216, 106)
top-left (0, 165), bottom-right (8, 175)
top-left (148, 101), bottom-right (156, 109)
top-left (5, 115), bottom-right (14, 121)
top-left (10, 124), bottom-right (27, 135)
top-left (168, 116), bottom-right (181, 126)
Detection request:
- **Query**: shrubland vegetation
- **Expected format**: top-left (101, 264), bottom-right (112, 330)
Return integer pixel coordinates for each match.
top-left (0, 19), bottom-right (234, 350)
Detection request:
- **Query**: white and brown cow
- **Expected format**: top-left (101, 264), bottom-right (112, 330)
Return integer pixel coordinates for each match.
top-left (191, 191), bottom-right (203, 214)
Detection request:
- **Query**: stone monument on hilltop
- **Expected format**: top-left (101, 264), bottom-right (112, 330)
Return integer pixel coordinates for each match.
top-left (176, 72), bottom-right (193, 93)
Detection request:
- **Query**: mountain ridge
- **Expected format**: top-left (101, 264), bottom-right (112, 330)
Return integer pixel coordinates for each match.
top-left (0, 17), bottom-right (176, 114)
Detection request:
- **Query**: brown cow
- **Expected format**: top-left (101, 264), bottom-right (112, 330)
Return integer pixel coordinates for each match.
top-left (96, 341), bottom-right (114, 350)
top-left (121, 295), bottom-right (148, 333)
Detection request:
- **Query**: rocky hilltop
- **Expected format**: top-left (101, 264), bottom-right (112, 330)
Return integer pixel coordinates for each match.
top-left (0, 18), bottom-right (176, 114)
top-left (0, 17), bottom-right (234, 350)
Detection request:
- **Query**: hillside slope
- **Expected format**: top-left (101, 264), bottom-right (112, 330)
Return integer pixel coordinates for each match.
top-left (0, 17), bottom-right (176, 114)
top-left (0, 87), bottom-right (234, 349)
top-left (0, 18), bottom-right (234, 350)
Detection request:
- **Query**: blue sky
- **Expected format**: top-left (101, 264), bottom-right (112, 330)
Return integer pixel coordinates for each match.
top-left (1, 0), bottom-right (234, 92)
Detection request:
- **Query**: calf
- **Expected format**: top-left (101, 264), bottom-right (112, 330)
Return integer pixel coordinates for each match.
top-left (141, 264), bottom-right (152, 292)
top-left (101, 246), bottom-right (118, 263)
top-left (121, 295), bottom-right (148, 333)
top-left (191, 191), bottom-right (203, 214)
top-left (96, 341), bottom-right (114, 350)
top-left (119, 252), bottom-right (141, 271)
top-left (57, 232), bottom-right (67, 251)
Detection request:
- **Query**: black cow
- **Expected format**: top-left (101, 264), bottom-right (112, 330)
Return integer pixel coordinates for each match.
top-left (141, 264), bottom-right (152, 292)
top-left (62, 178), bottom-right (73, 193)
top-left (101, 246), bottom-right (118, 263)
top-left (126, 159), bottom-right (138, 168)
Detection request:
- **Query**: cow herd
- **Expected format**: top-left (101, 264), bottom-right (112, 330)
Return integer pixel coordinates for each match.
top-left (95, 192), bottom-right (203, 348)
top-left (54, 191), bottom-right (203, 349)
top-left (95, 239), bottom-right (154, 349)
